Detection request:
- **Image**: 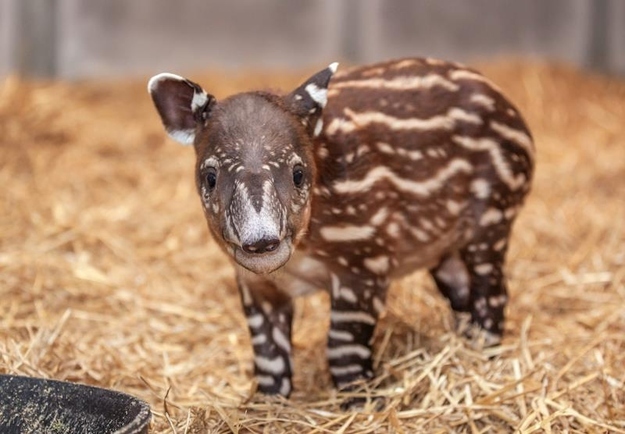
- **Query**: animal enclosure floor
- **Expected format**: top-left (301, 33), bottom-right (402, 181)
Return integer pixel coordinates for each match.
top-left (1, 61), bottom-right (624, 433)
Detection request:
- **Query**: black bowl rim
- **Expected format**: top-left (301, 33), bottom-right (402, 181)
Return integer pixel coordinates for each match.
top-left (0, 374), bottom-right (152, 434)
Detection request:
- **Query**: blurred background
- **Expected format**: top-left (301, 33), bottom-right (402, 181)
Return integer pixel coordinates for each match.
top-left (1, 0), bottom-right (623, 79)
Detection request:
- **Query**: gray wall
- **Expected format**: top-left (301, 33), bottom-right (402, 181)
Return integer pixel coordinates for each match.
top-left (1, 0), bottom-right (624, 79)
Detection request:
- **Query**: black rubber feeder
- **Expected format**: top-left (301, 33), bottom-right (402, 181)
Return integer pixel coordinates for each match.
top-left (0, 375), bottom-right (151, 434)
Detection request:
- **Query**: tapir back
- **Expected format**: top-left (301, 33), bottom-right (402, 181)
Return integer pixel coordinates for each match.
top-left (306, 57), bottom-right (534, 278)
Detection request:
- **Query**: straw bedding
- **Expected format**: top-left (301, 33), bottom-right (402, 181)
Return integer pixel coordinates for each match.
top-left (1, 60), bottom-right (624, 433)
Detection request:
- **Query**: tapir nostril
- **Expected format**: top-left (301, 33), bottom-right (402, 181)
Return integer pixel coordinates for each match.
top-left (242, 238), bottom-right (280, 255)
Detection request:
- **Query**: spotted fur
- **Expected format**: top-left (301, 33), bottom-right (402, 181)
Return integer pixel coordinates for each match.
top-left (148, 57), bottom-right (534, 397)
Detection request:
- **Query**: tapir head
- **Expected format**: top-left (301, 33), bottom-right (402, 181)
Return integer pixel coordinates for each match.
top-left (148, 64), bottom-right (337, 274)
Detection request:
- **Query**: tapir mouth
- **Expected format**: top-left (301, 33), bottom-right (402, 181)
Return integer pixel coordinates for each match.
top-left (232, 238), bottom-right (292, 274)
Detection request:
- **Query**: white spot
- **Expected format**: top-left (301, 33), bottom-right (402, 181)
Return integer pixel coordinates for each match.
top-left (493, 239), bottom-right (507, 251)
top-left (279, 378), bottom-right (291, 396)
top-left (255, 355), bottom-right (286, 375)
top-left (320, 225), bottom-right (376, 242)
top-left (305, 83), bottom-right (328, 108)
top-left (480, 208), bottom-right (503, 226)
top-left (474, 263), bottom-right (494, 275)
top-left (410, 227), bottom-right (430, 242)
top-left (272, 327), bottom-right (291, 352)
top-left (332, 159), bottom-right (473, 196)
top-left (364, 256), bottom-right (390, 275)
top-left (338, 256), bottom-right (349, 267)
top-left (474, 297), bottom-right (488, 317)
top-left (370, 207), bottom-right (389, 226)
top-left (376, 142), bottom-right (395, 154)
top-left (327, 344), bottom-right (372, 360)
top-left (446, 200), bottom-right (463, 215)
top-left (504, 206), bottom-right (518, 219)
top-left (386, 222), bottom-right (401, 238)
top-left (470, 179), bottom-right (491, 199)
top-left (372, 297), bottom-right (385, 315)
top-left (489, 294), bottom-right (508, 307)
top-left (247, 313), bottom-right (264, 329)
top-left (331, 310), bottom-right (376, 325)
top-left (314, 118), bottom-right (324, 136)
top-left (328, 62), bottom-right (339, 73)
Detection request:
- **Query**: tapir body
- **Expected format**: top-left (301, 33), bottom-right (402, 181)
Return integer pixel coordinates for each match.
top-left (148, 58), bottom-right (534, 397)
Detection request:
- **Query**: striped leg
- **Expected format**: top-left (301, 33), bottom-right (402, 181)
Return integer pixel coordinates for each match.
top-left (237, 274), bottom-right (294, 396)
top-left (458, 222), bottom-right (512, 346)
top-left (327, 272), bottom-right (387, 389)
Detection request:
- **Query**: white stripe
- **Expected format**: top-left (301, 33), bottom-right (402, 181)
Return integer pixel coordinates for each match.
top-left (255, 355), bottom-right (286, 375)
top-left (332, 159), bottom-right (473, 196)
top-left (330, 74), bottom-right (460, 92)
top-left (470, 94), bottom-right (496, 111)
top-left (338, 287), bottom-right (358, 303)
top-left (329, 364), bottom-right (363, 376)
top-left (251, 333), bottom-right (267, 345)
top-left (329, 329), bottom-right (354, 341)
top-left (247, 313), bottom-right (264, 329)
top-left (331, 310), bottom-right (376, 325)
top-left (272, 327), bottom-right (291, 352)
top-left (257, 375), bottom-right (275, 387)
top-left (320, 225), bottom-right (375, 242)
top-left (326, 107), bottom-right (480, 136)
top-left (475, 263), bottom-right (494, 275)
top-left (327, 344), bottom-right (372, 359)
top-left (452, 135), bottom-right (527, 190)
top-left (450, 69), bottom-right (500, 90)
top-left (490, 121), bottom-right (534, 157)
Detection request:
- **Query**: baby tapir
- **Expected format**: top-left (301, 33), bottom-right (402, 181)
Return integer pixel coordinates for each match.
top-left (148, 58), bottom-right (534, 397)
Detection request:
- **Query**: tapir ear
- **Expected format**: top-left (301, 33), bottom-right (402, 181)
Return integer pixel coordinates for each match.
top-left (286, 62), bottom-right (338, 138)
top-left (147, 73), bottom-right (215, 145)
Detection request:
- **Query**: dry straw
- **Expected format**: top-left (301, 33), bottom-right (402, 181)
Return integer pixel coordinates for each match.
top-left (1, 60), bottom-right (624, 433)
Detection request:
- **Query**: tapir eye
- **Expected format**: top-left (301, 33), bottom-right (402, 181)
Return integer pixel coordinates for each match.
top-left (292, 165), bottom-right (305, 188)
top-left (205, 168), bottom-right (217, 191)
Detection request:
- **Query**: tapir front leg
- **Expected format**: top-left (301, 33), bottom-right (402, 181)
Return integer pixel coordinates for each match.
top-left (327, 270), bottom-right (388, 390)
top-left (237, 272), bottom-right (294, 396)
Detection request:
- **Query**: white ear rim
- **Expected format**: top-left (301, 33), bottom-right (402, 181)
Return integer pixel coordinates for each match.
top-left (148, 72), bottom-right (203, 146)
top-left (147, 72), bottom-right (187, 94)
top-left (167, 129), bottom-right (196, 145)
